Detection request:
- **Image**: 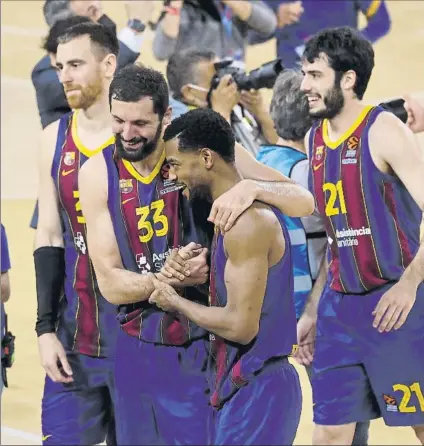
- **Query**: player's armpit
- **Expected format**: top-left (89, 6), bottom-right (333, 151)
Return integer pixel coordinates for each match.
top-left (78, 155), bottom-right (155, 305)
top-left (34, 120), bottom-right (63, 249)
top-left (370, 111), bottom-right (424, 211)
top-left (222, 207), bottom-right (277, 344)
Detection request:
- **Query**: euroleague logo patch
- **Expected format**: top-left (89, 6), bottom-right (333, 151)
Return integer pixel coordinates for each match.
top-left (347, 135), bottom-right (359, 150)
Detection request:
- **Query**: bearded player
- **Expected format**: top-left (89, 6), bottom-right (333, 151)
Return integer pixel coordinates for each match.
top-left (34, 22), bottom-right (119, 445)
top-left (78, 64), bottom-right (313, 445)
top-left (297, 26), bottom-right (424, 445)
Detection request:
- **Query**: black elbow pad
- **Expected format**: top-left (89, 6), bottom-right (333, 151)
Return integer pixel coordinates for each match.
top-left (34, 246), bottom-right (65, 337)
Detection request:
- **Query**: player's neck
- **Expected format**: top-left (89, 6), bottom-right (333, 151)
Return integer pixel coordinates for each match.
top-left (276, 137), bottom-right (306, 154)
top-left (325, 100), bottom-right (366, 140)
top-left (210, 163), bottom-right (243, 201)
top-left (79, 92), bottom-right (112, 132)
top-left (130, 141), bottom-right (165, 178)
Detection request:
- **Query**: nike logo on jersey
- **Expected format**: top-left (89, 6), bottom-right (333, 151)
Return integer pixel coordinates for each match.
top-left (62, 169), bottom-right (75, 176)
top-left (313, 163), bottom-right (323, 171)
top-left (42, 434), bottom-right (52, 441)
top-left (122, 197), bottom-right (136, 205)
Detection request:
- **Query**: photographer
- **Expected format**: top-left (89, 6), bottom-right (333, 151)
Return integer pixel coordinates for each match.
top-left (153, 0), bottom-right (276, 62)
top-left (166, 49), bottom-right (279, 154)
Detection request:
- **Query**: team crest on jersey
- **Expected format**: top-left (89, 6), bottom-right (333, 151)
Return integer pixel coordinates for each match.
top-left (64, 152), bottom-right (75, 166)
top-left (383, 394), bottom-right (398, 412)
top-left (120, 179), bottom-right (133, 194)
top-left (315, 145), bottom-right (324, 160)
top-left (136, 254), bottom-right (152, 274)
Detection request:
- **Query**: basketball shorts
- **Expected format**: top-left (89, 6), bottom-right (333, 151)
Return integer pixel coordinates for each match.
top-left (312, 281), bottom-right (424, 427)
top-left (114, 329), bottom-right (210, 445)
top-left (212, 357), bottom-right (302, 446)
top-left (42, 352), bottom-right (116, 445)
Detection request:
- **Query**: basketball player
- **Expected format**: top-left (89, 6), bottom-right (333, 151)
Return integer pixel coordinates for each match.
top-left (149, 108), bottom-right (302, 445)
top-left (33, 22), bottom-right (119, 445)
top-left (78, 64), bottom-right (313, 445)
top-left (298, 26), bottom-right (424, 444)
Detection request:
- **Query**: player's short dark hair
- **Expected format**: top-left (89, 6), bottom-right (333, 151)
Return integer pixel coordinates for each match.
top-left (57, 21), bottom-right (119, 59)
top-left (270, 70), bottom-right (312, 141)
top-left (109, 65), bottom-right (169, 118)
top-left (303, 26), bottom-right (374, 100)
top-left (43, 15), bottom-right (92, 54)
top-left (167, 49), bottom-right (216, 100)
top-left (163, 108), bottom-right (235, 163)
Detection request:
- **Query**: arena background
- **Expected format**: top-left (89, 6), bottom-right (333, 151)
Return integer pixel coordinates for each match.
top-left (1, 1), bottom-right (424, 444)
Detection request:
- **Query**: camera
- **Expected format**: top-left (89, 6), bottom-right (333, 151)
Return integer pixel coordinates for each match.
top-left (211, 58), bottom-right (284, 91)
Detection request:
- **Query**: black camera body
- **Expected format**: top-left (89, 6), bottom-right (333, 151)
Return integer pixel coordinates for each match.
top-left (378, 98), bottom-right (408, 124)
top-left (211, 58), bottom-right (284, 91)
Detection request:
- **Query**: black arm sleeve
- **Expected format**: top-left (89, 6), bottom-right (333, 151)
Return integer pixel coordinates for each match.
top-left (34, 246), bottom-right (65, 337)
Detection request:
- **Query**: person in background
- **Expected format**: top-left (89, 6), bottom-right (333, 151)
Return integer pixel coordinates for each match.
top-left (256, 69), bottom-right (371, 445)
top-left (263, 0), bottom-right (391, 69)
top-left (166, 49), bottom-right (279, 154)
top-left (1, 224), bottom-right (12, 396)
top-left (34, 0), bottom-right (150, 129)
top-left (153, 0), bottom-right (277, 62)
top-left (404, 95), bottom-right (424, 134)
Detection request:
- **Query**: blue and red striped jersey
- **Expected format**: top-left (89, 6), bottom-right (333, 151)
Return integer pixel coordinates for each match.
top-left (104, 150), bottom-right (209, 345)
top-left (208, 208), bottom-right (297, 409)
top-left (309, 105), bottom-right (421, 294)
top-left (51, 110), bottom-right (118, 357)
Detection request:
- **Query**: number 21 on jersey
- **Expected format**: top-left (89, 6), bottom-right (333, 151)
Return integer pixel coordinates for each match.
top-left (136, 199), bottom-right (168, 243)
top-left (323, 180), bottom-right (347, 217)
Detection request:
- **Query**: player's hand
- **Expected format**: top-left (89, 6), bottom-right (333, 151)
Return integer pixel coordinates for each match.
top-left (160, 242), bottom-right (203, 280)
top-left (38, 333), bottom-right (73, 384)
top-left (149, 274), bottom-right (180, 312)
top-left (208, 179), bottom-right (257, 233)
top-left (277, 1), bottom-right (304, 28)
top-left (372, 280), bottom-right (418, 332)
top-left (160, 245), bottom-right (209, 286)
top-left (403, 94), bottom-right (424, 134)
top-left (294, 313), bottom-right (316, 366)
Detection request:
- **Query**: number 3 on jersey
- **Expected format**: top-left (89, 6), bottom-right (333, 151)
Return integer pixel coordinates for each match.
top-left (323, 180), bottom-right (347, 217)
top-left (136, 199), bottom-right (168, 243)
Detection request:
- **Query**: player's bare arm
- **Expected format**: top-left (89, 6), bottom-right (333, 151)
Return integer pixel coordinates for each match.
top-left (150, 205), bottom-right (282, 344)
top-left (208, 142), bottom-right (315, 233)
top-left (79, 154), bottom-right (157, 306)
top-left (33, 119), bottom-right (73, 384)
top-left (370, 112), bottom-right (424, 332)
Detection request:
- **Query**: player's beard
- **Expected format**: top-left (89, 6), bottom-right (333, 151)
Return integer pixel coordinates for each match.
top-left (115, 121), bottom-right (163, 162)
top-left (64, 77), bottom-right (103, 110)
top-left (188, 184), bottom-right (213, 203)
top-left (309, 81), bottom-right (345, 120)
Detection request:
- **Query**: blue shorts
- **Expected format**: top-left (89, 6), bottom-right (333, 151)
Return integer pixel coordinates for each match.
top-left (114, 329), bottom-right (210, 445)
top-left (212, 358), bottom-right (302, 445)
top-left (42, 352), bottom-right (115, 445)
top-left (313, 281), bottom-right (424, 427)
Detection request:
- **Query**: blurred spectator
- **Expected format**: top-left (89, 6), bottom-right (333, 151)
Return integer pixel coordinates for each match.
top-left (166, 49), bottom-right (279, 154)
top-left (255, 70), bottom-right (370, 445)
top-left (33, 0), bottom-right (149, 129)
top-left (263, 0), bottom-right (391, 69)
top-left (153, 0), bottom-right (277, 62)
top-left (1, 224), bottom-right (11, 396)
top-left (404, 95), bottom-right (424, 134)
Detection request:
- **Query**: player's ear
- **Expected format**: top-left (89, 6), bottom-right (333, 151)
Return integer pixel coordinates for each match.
top-left (200, 148), bottom-right (213, 169)
top-left (341, 70), bottom-right (356, 93)
top-left (103, 53), bottom-right (117, 79)
top-left (163, 107), bottom-right (172, 127)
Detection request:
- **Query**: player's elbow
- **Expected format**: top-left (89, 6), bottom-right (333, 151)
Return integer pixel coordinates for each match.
top-left (284, 187), bottom-right (315, 218)
top-left (96, 271), bottom-right (121, 305)
top-left (229, 321), bottom-right (259, 345)
top-left (1, 273), bottom-right (11, 303)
